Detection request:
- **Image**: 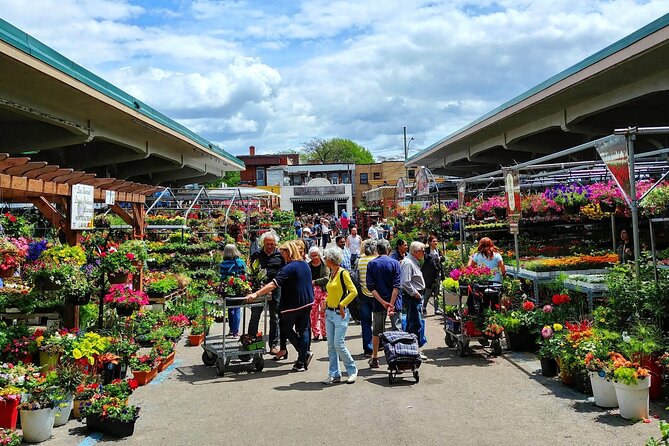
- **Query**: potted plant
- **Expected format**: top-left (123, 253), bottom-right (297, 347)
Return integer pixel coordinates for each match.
top-left (83, 395), bottom-right (140, 438)
top-left (0, 213), bottom-right (32, 238)
top-left (0, 427), bottom-right (21, 446)
top-left (611, 352), bottom-right (650, 420)
top-left (99, 247), bottom-right (138, 284)
top-left (0, 387), bottom-right (21, 429)
top-left (537, 325), bottom-right (561, 377)
top-left (189, 315), bottom-right (213, 346)
top-left (72, 378), bottom-right (100, 419)
top-left (128, 355), bottom-right (157, 386)
top-left (3, 335), bottom-right (37, 364)
top-left (108, 338), bottom-right (140, 379)
top-left (17, 383), bottom-right (57, 443)
top-left (582, 330), bottom-right (620, 408)
top-left (544, 184), bottom-right (590, 214)
top-left (39, 244), bottom-right (87, 266)
top-left (151, 339), bottom-right (176, 372)
top-left (51, 360), bottom-right (85, 426)
top-left (144, 273), bottom-right (179, 299)
top-left (71, 332), bottom-right (111, 371)
top-left (103, 285), bottom-right (149, 317)
top-left (101, 379), bottom-right (138, 402)
top-left (98, 353), bottom-right (122, 384)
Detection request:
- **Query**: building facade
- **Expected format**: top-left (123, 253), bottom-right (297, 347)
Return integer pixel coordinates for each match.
top-left (354, 161), bottom-right (410, 206)
top-left (237, 146), bottom-right (299, 187)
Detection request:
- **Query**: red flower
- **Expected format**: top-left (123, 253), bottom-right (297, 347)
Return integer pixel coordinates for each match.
top-left (522, 301), bottom-right (535, 311)
top-left (240, 275), bottom-right (247, 281)
top-left (126, 253), bottom-right (135, 261)
top-left (127, 378), bottom-right (139, 391)
top-left (100, 252), bottom-right (107, 258)
top-left (9, 215), bottom-right (16, 223)
top-left (552, 294), bottom-right (570, 305)
top-left (228, 277), bottom-right (234, 285)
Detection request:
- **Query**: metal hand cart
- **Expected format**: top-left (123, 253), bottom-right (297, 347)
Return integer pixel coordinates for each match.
top-left (200, 296), bottom-right (268, 376)
top-left (443, 282), bottom-right (503, 357)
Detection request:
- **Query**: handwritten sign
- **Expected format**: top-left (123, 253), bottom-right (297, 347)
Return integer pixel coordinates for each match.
top-left (70, 184), bottom-right (94, 230)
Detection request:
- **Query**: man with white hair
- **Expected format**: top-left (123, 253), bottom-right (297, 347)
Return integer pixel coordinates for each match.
top-left (401, 241), bottom-right (428, 360)
top-left (249, 231), bottom-right (285, 355)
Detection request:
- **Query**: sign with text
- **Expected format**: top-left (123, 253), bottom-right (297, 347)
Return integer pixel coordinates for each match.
top-left (70, 184), bottom-right (94, 230)
top-left (105, 190), bottom-right (116, 205)
top-left (595, 135), bottom-right (632, 205)
top-left (396, 178), bottom-right (406, 200)
top-left (294, 185), bottom-right (345, 196)
top-left (458, 182), bottom-right (466, 207)
top-left (415, 167), bottom-right (430, 196)
top-left (503, 169), bottom-right (521, 217)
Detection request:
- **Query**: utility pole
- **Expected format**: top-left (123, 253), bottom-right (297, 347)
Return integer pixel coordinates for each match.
top-left (404, 126), bottom-right (413, 203)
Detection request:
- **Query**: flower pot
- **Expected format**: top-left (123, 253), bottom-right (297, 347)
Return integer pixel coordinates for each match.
top-left (613, 377), bottom-right (650, 420)
top-left (108, 272), bottom-right (129, 284)
top-left (0, 267), bottom-right (16, 279)
top-left (641, 356), bottom-right (664, 401)
top-left (86, 413), bottom-right (136, 438)
top-left (188, 334), bottom-right (204, 346)
top-left (564, 204), bottom-right (581, 214)
top-left (115, 306), bottom-right (135, 317)
top-left (36, 279), bottom-right (64, 291)
top-left (53, 395), bottom-right (73, 427)
top-left (67, 293), bottom-right (91, 306)
top-left (18, 353), bottom-right (34, 365)
top-left (157, 352), bottom-right (175, 372)
top-left (102, 362), bottom-right (122, 384)
top-left (39, 351), bottom-right (61, 368)
top-left (589, 372), bottom-right (618, 408)
top-left (494, 208), bottom-right (506, 219)
top-left (599, 200), bottom-right (616, 213)
top-left (72, 399), bottom-right (89, 419)
top-left (147, 291), bottom-right (167, 300)
top-left (20, 407), bottom-right (56, 443)
top-left (0, 396), bottom-right (20, 429)
top-left (132, 368), bottom-right (157, 386)
top-left (505, 328), bottom-right (538, 352)
top-left (540, 357), bottom-right (558, 377)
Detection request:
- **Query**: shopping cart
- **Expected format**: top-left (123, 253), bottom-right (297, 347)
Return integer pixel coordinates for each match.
top-left (443, 282), bottom-right (503, 357)
top-left (201, 296), bottom-right (268, 376)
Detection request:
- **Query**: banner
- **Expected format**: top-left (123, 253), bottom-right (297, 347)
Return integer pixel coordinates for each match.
top-left (396, 178), bottom-right (406, 201)
top-left (503, 169), bottom-right (521, 217)
top-left (71, 184), bottom-right (94, 230)
top-left (415, 167), bottom-right (430, 196)
top-left (457, 182), bottom-right (466, 207)
top-left (594, 135), bottom-right (632, 205)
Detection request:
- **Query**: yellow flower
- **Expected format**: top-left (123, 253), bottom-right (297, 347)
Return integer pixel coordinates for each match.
top-left (35, 336), bottom-right (44, 346)
top-left (72, 348), bottom-right (83, 359)
top-left (553, 323), bottom-right (563, 331)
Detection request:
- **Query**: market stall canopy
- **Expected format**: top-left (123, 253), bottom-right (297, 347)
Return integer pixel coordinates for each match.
top-left (205, 187), bottom-right (280, 199)
top-left (407, 14), bottom-right (669, 178)
top-left (0, 19), bottom-right (244, 187)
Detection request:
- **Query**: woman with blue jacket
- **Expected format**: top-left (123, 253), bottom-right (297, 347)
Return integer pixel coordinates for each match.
top-left (220, 244), bottom-right (247, 338)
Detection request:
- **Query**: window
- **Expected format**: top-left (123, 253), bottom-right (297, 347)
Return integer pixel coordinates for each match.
top-left (373, 172), bottom-right (381, 180)
top-left (342, 173), bottom-right (350, 183)
top-left (360, 173), bottom-right (368, 184)
top-left (256, 168), bottom-right (265, 186)
top-left (331, 174), bottom-right (339, 184)
top-left (408, 169), bottom-right (416, 179)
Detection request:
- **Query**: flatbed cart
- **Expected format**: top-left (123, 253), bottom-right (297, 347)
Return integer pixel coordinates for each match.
top-left (201, 296), bottom-right (268, 376)
top-left (443, 282), bottom-right (503, 357)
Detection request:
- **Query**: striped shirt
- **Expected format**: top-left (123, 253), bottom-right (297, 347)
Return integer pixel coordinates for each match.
top-left (357, 254), bottom-right (378, 297)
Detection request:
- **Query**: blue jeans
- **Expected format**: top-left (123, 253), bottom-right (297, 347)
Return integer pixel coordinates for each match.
top-left (280, 307), bottom-right (311, 364)
top-left (228, 308), bottom-right (240, 335)
top-left (325, 308), bottom-right (357, 377)
top-left (405, 295), bottom-right (425, 347)
top-left (358, 297), bottom-right (373, 354)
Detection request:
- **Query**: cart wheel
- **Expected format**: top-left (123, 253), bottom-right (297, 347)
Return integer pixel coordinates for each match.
top-left (413, 370), bottom-right (420, 383)
top-left (215, 359), bottom-right (226, 376)
top-left (388, 371), bottom-right (395, 384)
top-left (456, 340), bottom-right (467, 357)
top-left (202, 351), bottom-right (216, 366)
top-left (491, 339), bottom-right (502, 356)
top-left (238, 354), bottom-right (251, 362)
top-left (445, 333), bottom-right (456, 348)
top-left (254, 355), bottom-right (265, 372)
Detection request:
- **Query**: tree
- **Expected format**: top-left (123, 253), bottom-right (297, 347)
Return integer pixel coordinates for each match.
top-left (303, 138), bottom-right (374, 164)
top-left (205, 170), bottom-right (241, 188)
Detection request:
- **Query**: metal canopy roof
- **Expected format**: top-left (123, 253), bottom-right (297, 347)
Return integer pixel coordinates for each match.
top-left (0, 19), bottom-right (244, 187)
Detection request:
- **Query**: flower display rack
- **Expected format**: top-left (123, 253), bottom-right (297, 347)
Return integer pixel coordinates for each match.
top-left (563, 278), bottom-right (608, 311)
top-left (507, 268), bottom-right (609, 301)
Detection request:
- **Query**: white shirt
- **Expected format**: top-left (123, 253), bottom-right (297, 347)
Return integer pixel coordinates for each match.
top-left (347, 235), bottom-right (361, 254)
top-left (368, 226), bottom-right (378, 239)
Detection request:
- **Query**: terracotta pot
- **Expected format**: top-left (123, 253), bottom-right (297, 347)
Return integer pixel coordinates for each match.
top-left (188, 334), bottom-right (204, 346)
top-left (72, 399), bottom-right (89, 419)
top-left (132, 368), bottom-right (157, 386)
top-left (157, 352), bottom-right (175, 372)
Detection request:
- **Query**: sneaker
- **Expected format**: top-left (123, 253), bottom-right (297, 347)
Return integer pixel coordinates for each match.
top-left (305, 351), bottom-right (315, 369)
top-left (368, 358), bottom-right (380, 369)
top-left (323, 336), bottom-right (327, 341)
top-left (422, 309), bottom-right (428, 317)
top-left (292, 362), bottom-right (306, 372)
top-left (346, 372), bottom-right (358, 384)
top-left (435, 309), bottom-right (444, 315)
top-left (419, 352), bottom-right (428, 361)
top-left (313, 335), bottom-right (320, 342)
top-left (363, 351), bottom-right (373, 358)
top-left (323, 376), bottom-right (341, 385)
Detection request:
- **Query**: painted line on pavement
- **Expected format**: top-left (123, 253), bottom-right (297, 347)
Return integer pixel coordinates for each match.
top-left (151, 359), bottom-right (182, 385)
top-left (77, 431), bottom-right (104, 446)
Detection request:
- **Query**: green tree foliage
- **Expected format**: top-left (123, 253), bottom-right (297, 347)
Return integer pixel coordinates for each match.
top-left (303, 138), bottom-right (374, 164)
top-left (205, 170), bottom-right (241, 188)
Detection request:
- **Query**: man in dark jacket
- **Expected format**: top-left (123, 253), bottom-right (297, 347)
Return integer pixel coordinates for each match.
top-left (421, 235), bottom-right (444, 316)
top-left (249, 231), bottom-right (285, 354)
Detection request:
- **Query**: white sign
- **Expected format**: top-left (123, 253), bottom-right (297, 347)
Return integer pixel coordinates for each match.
top-left (105, 190), bottom-right (116, 205)
top-left (416, 167), bottom-right (430, 196)
top-left (70, 184), bottom-right (95, 230)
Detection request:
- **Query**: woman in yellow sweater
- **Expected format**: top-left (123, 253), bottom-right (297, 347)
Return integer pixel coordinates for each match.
top-left (321, 247), bottom-right (358, 384)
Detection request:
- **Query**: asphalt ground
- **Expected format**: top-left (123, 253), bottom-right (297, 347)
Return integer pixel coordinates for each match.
top-left (39, 312), bottom-right (662, 446)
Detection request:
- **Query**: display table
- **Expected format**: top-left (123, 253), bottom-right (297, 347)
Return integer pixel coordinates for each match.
top-left (563, 277), bottom-right (608, 310)
top-left (507, 268), bottom-right (609, 300)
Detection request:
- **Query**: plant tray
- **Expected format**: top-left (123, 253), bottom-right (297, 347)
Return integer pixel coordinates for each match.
top-left (243, 341), bottom-right (266, 351)
top-left (87, 414), bottom-right (136, 438)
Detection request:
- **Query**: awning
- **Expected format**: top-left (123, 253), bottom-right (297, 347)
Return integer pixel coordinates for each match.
top-left (290, 195), bottom-right (349, 202)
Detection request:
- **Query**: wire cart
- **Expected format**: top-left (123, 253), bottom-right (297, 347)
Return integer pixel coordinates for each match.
top-left (200, 296), bottom-right (268, 376)
top-left (443, 282), bottom-right (503, 357)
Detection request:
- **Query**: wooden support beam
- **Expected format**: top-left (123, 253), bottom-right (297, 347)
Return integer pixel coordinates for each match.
top-left (65, 173), bottom-right (96, 185)
top-left (24, 165), bottom-right (59, 179)
top-left (38, 168), bottom-right (73, 181)
top-left (29, 197), bottom-right (66, 229)
top-left (4, 161), bottom-right (48, 176)
top-left (0, 157), bottom-right (29, 173)
top-left (110, 203), bottom-right (135, 226)
top-left (132, 202), bottom-right (146, 239)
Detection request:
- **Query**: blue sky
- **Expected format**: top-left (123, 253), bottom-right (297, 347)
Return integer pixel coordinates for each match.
top-left (1, 0), bottom-right (668, 160)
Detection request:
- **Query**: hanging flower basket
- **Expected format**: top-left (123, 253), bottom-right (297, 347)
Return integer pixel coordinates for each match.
top-left (0, 267), bottom-right (16, 279)
top-left (116, 306), bottom-right (135, 317)
top-left (108, 272), bottom-right (129, 284)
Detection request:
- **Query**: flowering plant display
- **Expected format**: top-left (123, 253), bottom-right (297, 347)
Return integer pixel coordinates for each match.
top-left (129, 354), bottom-right (156, 372)
top-left (82, 394), bottom-right (140, 423)
top-left (39, 244), bottom-right (87, 266)
top-left (36, 329), bottom-right (77, 355)
top-left (17, 377), bottom-right (58, 410)
top-left (74, 380), bottom-right (101, 400)
top-left (0, 212), bottom-right (32, 238)
top-left (22, 261), bottom-right (80, 291)
top-left (449, 265), bottom-right (493, 285)
top-left (2, 335), bottom-right (37, 362)
top-left (150, 339), bottom-right (175, 360)
top-left (521, 194), bottom-right (562, 215)
top-left (0, 428), bottom-right (22, 446)
top-left (144, 271), bottom-right (179, 296)
top-left (538, 324), bottom-right (566, 359)
top-left (168, 314), bottom-right (190, 328)
top-left (611, 352), bottom-right (650, 386)
top-left (101, 379), bottom-right (138, 400)
top-left (108, 338), bottom-right (140, 362)
top-left (189, 315), bottom-right (214, 336)
top-left (25, 240), bottom-right (48, 262)
top-left (519, 254), bottom-right (618, 272)
top-left (217, 276), bottom-right (252, 298)
top-left (118, 240), bottom-right (148, 264)
top-left (0, 253), bottom-right (18, 275)
top-left (71, 332), bottom-right (111, 366)
top-left (543, 183), bottom-right (590, 209)
top-left (99, 247), bottom-right (138, 275)
top-left (483, 323), bottom-right (504, 339)
top-left (104, 285), bottom-right (149, 310)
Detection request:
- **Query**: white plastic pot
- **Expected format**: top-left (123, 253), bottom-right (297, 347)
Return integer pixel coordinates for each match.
top-left (20, 407), bottom-right (56, 443)
top-left (613, 376), bottom-right (650, 420)
top-left (589, 372), bottom-right (618, 408)
top-left (53, 395), bottom-right (73, 427)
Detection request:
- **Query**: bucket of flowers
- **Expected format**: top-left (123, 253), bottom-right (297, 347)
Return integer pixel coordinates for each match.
top-left (151, 339), bottom-right (176, 372)
top-left (72, 377), bottom-right (100, 419)
top-left (216, 276), bottom-right (252, 299)
top-left (83, 394), bottom-right (140, 438)
top-left (17, 379), bottom-right (58, 443)
top-left (36, 329), bottom-right (77, 367)
top-left (104, 285), bottom-right (149, 317)
top-left (0, 385), bottom-right (22, 430)
top-left (0, 428), bottom-right (21, 445)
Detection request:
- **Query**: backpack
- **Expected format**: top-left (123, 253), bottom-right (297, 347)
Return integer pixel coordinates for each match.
top-left (338, 268), bottom-right (362, 321)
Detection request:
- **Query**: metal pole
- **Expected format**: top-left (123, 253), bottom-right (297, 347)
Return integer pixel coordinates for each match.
top-left (626, 134), bottom-right (641, 280)
top-left (650, 219), bottom-right (658, 286)
top-left (514, 233), bottom-right (520, 274)
top-left (611, 213), bottom-right (617, 252)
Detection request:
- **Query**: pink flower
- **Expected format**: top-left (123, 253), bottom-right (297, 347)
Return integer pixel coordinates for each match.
top-left (541, 326), bottom-right (554, 339)
top-left (126, 253), bottom-right (135, 261)
top-left (542, 305), bottom-right (553, 313)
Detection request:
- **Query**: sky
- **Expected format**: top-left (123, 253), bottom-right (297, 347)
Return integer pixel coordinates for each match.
top-left (1, 0), bottom-right (668, 161)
